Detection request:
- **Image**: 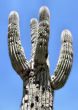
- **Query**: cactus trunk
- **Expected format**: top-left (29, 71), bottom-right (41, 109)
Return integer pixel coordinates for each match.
top-left (21, 68), bottom-right (54, 110)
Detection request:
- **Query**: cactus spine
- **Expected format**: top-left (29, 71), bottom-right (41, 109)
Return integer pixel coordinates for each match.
top-left (8, 6), bottom-right (73, 110)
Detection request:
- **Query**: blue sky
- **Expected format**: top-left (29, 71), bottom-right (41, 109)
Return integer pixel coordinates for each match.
top-left (0, 0), bottom-right (78, 110)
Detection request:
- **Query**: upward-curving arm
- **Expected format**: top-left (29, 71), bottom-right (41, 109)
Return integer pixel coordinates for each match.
top-left (51, 30), bottom-right (73, 90)
top-left (8, 11), bottom-right (30, 80)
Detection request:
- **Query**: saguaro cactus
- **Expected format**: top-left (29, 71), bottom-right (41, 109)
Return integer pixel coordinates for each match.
top-left (8, 6), bottom-right (73, 110)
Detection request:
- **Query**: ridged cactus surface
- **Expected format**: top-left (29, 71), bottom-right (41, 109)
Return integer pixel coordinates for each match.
top-left (8, 6), bottom-right (73, 110)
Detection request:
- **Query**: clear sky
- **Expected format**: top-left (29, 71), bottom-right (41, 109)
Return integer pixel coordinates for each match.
top-left (0, 0), bottom-right (78, 110)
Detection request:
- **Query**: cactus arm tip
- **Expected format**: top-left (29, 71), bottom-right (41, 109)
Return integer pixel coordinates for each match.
top-left (8, 11), bottom-right (19, 24)
top-left (61, 29), bottom-right (72, 43)
top-left (39, 6), bottom-right (50, 21)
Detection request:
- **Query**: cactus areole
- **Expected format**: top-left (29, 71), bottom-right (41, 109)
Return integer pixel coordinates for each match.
top-left (8, 6), bottom-right (73, 110)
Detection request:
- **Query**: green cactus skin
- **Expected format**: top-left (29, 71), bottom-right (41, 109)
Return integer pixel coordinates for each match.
top-left (8, 6), bottom-right (73, 110)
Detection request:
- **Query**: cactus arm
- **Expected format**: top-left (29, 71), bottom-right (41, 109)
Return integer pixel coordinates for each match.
top-left (34, 6), bottom-right (50, 64)
top-left (51, 30), bottom-right (73, 90)
top-left (8, 11), bottom-right (30, 80)
top-left (30, 18), bottom-right (38, 60)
